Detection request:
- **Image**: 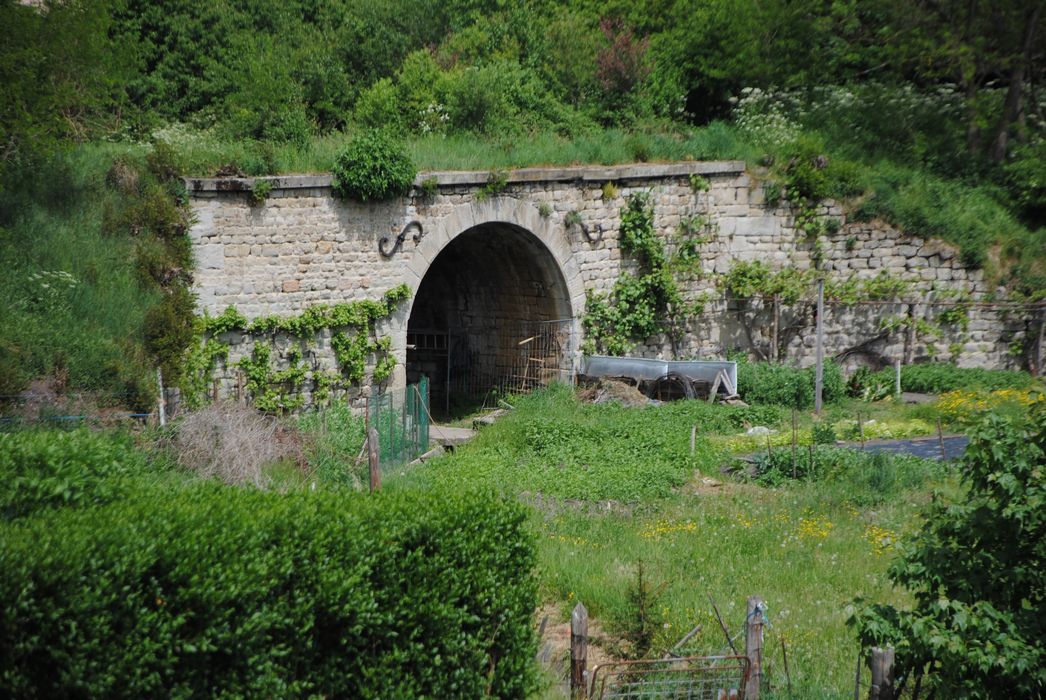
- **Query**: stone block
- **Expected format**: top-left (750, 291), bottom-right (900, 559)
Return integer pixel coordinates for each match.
top-left (196, 245), bottom-right (224, 270)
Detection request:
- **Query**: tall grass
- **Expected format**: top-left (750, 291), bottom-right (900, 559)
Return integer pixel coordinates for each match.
top-left (0, 149), bottom-right (158, 399)
top-left (138, 122), bottom-right (757, 177)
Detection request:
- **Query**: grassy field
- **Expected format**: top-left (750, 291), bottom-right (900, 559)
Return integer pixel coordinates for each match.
top-left (386, 384), bottom-right (980, 697)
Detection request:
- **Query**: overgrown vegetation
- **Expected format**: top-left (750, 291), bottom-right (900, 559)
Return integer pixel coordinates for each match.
top-left (583, 193), bottom-right (707, 355)
top-left (182, 285), bottom-right (411, 412)
top-left (0, 144), bottom-right (193, 405)
top-left (849, 405), bottom-right (1046, 696)
top-left (737, 358), bottom-right (846, 408)
top-left (392, 382), bottom-right (983, 695)
top-left (850, 362), bottom-right (1035, 397)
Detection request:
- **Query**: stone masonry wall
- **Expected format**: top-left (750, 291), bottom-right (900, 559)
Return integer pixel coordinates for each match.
top-left (186, 162), bottom-right (1040, 402)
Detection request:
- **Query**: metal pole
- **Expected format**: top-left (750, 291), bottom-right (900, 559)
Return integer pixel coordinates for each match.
top-left (815, 278), bottom-right (825, 414)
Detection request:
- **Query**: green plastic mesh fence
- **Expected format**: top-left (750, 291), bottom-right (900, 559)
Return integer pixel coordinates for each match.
top-left (367, 377), bottom-right (429, 471)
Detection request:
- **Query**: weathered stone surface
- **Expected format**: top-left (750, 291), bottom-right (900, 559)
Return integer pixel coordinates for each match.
top-left (185, 164), bottom-right (1034, 403)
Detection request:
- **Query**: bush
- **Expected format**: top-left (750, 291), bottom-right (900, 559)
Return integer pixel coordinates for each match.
top-left (0, 487), bottom-right (537, 698)
top-left (0, 430), bottom-right (146, 521)
top-left (751, 445), bottom-right (942, 504)
top-left (849, 406), bottom-right (1046, 696)
top-left (850, 362), bottom-right (1034, 397)
top-left (737, 360), bottom-right (844, 408)
top-left (298, 403), bottom-right (367, 489)
top-left (331, 130), bottom-right (416, 202)
top-left (173, 402), bottom-right (300, 487)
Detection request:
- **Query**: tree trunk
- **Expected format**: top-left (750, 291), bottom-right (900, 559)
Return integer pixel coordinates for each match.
top-left (990, 4), bottom-right (1042, 163)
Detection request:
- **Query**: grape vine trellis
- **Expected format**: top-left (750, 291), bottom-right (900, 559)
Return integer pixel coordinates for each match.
top-left (180, 284), bottom-right (411, 412)
top-left (583, 191), bottom-right (714, 356)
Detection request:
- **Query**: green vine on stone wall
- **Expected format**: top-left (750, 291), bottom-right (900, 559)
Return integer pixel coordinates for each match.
top-left (180, 284), bottom-right (411, 411)
top-left (583, 193), bottom-right (708, 355)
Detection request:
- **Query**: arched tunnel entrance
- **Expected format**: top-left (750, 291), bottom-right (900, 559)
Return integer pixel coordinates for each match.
top-left (406, 223), bottom-right (574, 418)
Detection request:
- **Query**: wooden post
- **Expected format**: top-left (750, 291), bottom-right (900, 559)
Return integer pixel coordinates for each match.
top-left (936, 417), bottom-right (946, 460)
top-left (236, 371), bottom-right (245, 404)
top-left (857, 412), bottom-right (865, 451)
top-left (904, 304), bottom-right (917, 365)
top-left (1034, 311), bottom-right (1045, 376)
top-left (368, 427), bottom-right (381, 492)
top-left (791, 409), bottom-right (798, 480)
top-left (815, 279), bottom-right (825, 414)
top-left (771, 295), bottom-right (780, 362)
top-left (869, 647), bottom-right (895, 700)
top-left (156, 368), bottom-right (166, 428)
top-left (690, 425), bottom-right (697, 455)
top-left (744, 597), bottom-right (764, 700)
top-left (854, 654), bottom-right (862, 700)
top-left (212, 377), bottom-right (220, 402)
top-left (571, 602), bottom-right (589, 700)
top-left (781, 634), bottom-right (793, 695)
top-left (894, 359), bottom-right (902, 397)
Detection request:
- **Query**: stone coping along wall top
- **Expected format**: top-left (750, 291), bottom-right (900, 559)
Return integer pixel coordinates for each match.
top-left (183, 160), bottom-right (747, 193)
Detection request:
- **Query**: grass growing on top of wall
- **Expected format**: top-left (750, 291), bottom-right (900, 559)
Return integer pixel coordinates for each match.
top-left (152, 122), bottom-right (1042, 293)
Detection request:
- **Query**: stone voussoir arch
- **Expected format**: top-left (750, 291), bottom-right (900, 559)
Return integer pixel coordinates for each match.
top-left (403, 195), bottom-right (586, 320)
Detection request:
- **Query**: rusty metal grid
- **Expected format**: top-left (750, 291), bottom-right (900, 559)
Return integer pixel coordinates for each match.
top-left (590, 655), bottom-right (749, 700)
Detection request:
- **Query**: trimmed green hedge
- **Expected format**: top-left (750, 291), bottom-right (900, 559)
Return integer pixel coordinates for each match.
top-left (737, 360), bottom-right (845, 408)
top-left (0, 486), bottom-right (536, 698)
top-left (0, 430), bottom-right (146, 521)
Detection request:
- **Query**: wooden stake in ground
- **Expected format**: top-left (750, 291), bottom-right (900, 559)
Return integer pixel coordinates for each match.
top-left (156, 367), bottom-right (166, 428)
top-left (854, 654), bottom-right (862, 700)
top-left (869, 647), bottom-right (895, 700)
top-left (894, 359), bottom-right (902, 397)
top-left (744, 597), bottom-right (765, 700)
top-left (858, 412), bottom-right (866, 451)
top-left (936, 417), bottom-right (946, 460)
top-left (690, 425), bottom-right (697, 455)
top-left (815, 278), bottom-right (825, 414)
top-left (570, 602), bottom-right (588, 700)
top-left (368, 427), bottom-right (381, 493)
top-left (708, 593), bottom-right (739, 656)
top-left (781, 634), bottom-right (793, 695)
top-left (791, 409), bottom-right (798, 480)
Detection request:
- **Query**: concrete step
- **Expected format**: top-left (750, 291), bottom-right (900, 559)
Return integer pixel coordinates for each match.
top-left (430, 425), bottom-right (477, 448)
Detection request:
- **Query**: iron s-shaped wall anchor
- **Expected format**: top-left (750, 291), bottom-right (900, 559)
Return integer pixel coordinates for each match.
top-left (379, 220), bottom-right (424, 257)
top-left (575, 220), bottom-right (603, 243)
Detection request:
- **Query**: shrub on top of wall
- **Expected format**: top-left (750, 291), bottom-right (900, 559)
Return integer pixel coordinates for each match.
top-left (0, 486), bottom-right (537, 698)
top-left (331, 130), bottom-right (417, 202)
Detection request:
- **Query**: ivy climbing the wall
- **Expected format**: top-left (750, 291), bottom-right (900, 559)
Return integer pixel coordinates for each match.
top-left (180, 285), bottom-right (411, 412)
top-left (583, 192), bottom-right (710, 356)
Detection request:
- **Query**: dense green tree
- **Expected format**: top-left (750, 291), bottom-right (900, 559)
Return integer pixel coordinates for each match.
top-left (850, 406), bottom-right (1046, 697)
top-left (0, 0), bottom-right (128, 180)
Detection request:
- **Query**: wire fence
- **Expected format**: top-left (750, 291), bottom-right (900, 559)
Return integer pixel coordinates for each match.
top-left (625, 293), bottom-right (1045, 374)
top-left (366, 377), bottom-right (430, 471)
top-left (590, 656), bottom-right (750, 700)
